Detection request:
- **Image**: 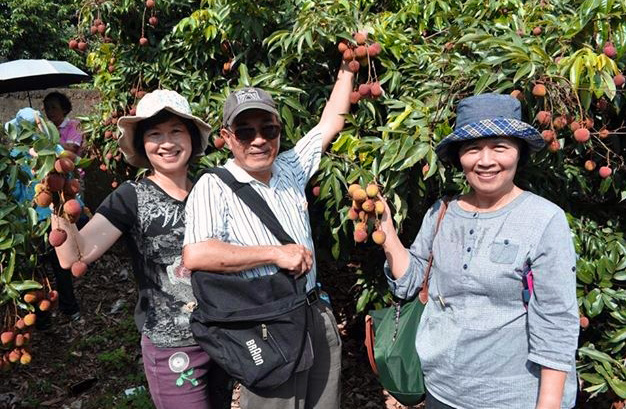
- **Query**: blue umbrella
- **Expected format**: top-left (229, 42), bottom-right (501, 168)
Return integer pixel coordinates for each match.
top-left (0, 59), bottom-right (89, 94)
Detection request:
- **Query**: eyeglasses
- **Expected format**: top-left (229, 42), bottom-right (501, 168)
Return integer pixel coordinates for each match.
top-left (229, 124), bottom-right (281, 142)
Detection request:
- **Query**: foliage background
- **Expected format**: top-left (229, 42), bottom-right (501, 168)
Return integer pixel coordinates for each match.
top-left (2, 0), bottom-right (626, 406)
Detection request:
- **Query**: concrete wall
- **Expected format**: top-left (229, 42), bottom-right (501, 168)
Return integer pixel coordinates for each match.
top-left (1, 88), bottom-right (100, 124)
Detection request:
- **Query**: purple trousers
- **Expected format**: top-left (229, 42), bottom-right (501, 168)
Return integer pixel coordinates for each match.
top-left (141, 335), bottom-right (233, 409)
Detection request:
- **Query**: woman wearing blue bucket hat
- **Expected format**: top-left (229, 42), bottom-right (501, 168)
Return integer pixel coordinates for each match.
top-left (378, 94), bottom-right (579, 408)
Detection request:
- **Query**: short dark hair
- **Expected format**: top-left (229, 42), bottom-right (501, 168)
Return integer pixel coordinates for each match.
top-left (43, 92), bottom-right (72, 115)
top-left (133, 109), bottom-right (202, 168)
top-left (449, 136), bottom-right (529, 170)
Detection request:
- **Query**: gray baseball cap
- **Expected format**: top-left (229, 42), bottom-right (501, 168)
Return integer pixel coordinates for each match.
top-left (222, 87), bottom-right (280, 127)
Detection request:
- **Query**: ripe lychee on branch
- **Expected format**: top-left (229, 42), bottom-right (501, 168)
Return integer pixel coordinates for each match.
top-left (338, 31), bottom-right (384, 105)
top-left (346, 182), bottom-right (386, 245)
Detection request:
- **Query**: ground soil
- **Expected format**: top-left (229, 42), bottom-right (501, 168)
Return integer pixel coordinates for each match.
top-left (0, 243), bottom-right (422, 409)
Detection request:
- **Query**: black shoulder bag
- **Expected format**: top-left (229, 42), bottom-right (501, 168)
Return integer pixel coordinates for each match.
top-left (189, 167), bottom-right (309, 391)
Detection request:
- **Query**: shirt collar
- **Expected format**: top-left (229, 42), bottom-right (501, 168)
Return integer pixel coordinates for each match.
top-left (58, 117), bottom-right (70, 129)
top-left (223, 159), bottom-right (281, 186)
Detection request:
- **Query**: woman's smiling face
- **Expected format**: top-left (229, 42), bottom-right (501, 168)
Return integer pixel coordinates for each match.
top-left (458, 137), bottom-right (521, 201)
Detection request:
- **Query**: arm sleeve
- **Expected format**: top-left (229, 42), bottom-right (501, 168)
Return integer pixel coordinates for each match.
top-left (527, 210), bottom-right (579, 372)
top-left (183, 173), bottom-right (228, 245)
top-left (61, 120), bottom-right (83, 146)
top-left (279, 126), bottom-right (323, 190)
top-left (384, 200), bottom-right (442, 299)
top-left (95, 181), bottom-right (137, 233)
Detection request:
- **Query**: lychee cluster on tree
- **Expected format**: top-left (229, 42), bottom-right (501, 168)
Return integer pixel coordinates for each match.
top-left (346, 183), bottom-right (386, 245)
top-left (338, 31), bottom-right (383, 104)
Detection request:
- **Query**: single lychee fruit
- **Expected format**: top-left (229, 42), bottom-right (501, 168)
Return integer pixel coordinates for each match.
top-left (49, 228), bottom-right (68, 247)
top-left (34, 183), bottom-right (46, 194)
top-left (570, 121), bottom-right (581, 132)
top-left (614, 74), bottom-right (625, 87)
top-left (14, 334), bottom-right (24, 347)
top-left (312, 186), bottom-right (321, 197)
top-left (573, 128), bottom-right (590, 143)
top-left (579, 316), bottom-right (590, 328)
top-left (214, 137), bottom-right (225, 149)
top-left (63, 199), bottom-right (82, 219)
top-left (100, 164), bottom-right (108, 172)
top-left (365, 184), bottom-right (379, 198)
top-left (71, 261), bottom-right (88, 277)
top-left (535, 110), bottom-right (552, 126)
top-left (603, 42), bottom-right (617, 59)
top-left (353, 32), bottom-right (367, 45)
top-left (23, 313), bottom-right (36, 326)
top-left (46, 173), bottom-right (65, 192)
top-left (223, 61), bottom-right (232, 73)
top-left (368, 42), bottom-right (382, 57)
top-left (347, 207), bottom-right (359, 221)
top-left (139, 37), bottom-right (149, 46)
top-left (352, 188), bottom-right (367, 202)
top-left (97, 23), bottom-right (106, 34)
top-left (14, 319), bottom-right (25, 330)
top-left (358, 83), bottom-right (371, 97)
top-left (361, 199), bottom-right (375, 213)
top-left (584, 117), bottom-right (594, 129)
top-left (532, 83), bottom-right (546, 97)
top-left (337, 41), bottom-right (348, 53)
top-left (19, 351), bottom-right (31, 365)
top-left (422, 163), bottom-right (430, 176)
top-left (532, 27), bottom-right (542, 36)
top-left (372, 230), bottom-right (386, 245)
top-left (547, 140), bottom-right (560, 152)
top-left (90, 25), bottom-right (98, 35)
top-left (146, 0), bottom-right (155, 8)
top-left (149, 16), bottom-right (158, 27)
top-left (38, 299), bottom-right (51, 312)
top-left (342, 48), bottom-right (354, 61)
top-left (8, 350), bottom-right (20, 363)
top-left (354, 229), bottom-right (368, 243)
top-left (348, 184), bottom-right (361, 197)
top-left (77, 41), bottom-right (87, 51)
top-left (510, 90), bottom-right (524, 101)
top-left (541, 130), bottom-right (555, 143)
top-left (375, 201), bottom-right (384, 215)
top-left (23, 292), bottom-right (38, 304)
top-left (63, 179), bottom-right (80, 197)
top-left (599, 166), bottom-right (612, 178)
top-left (35, 191), bottom-right (53, 207)
top-left (370, 82), bottom-right (383, 98)
top-left (54, 157), bottom-right (75, 173)
top-left (68, 39), bottom-right (78, 49)
top-left (48, 290), bottom-right (59, 302)
top-left (348, 60), bottom-right (360, 73)
top-left (355, 45), bottom-right (367, 59)
top-left (349, 91), bottom-right (361, 104)
top-left (1, 332), bottom-right (14, 346)
top-left (584, 160), bottom-right (596, 172)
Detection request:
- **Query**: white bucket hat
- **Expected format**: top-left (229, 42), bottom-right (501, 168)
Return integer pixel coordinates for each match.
top-left (117, 90), bottom-right (211, 168)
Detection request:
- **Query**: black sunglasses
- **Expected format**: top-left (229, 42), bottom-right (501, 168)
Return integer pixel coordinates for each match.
top-left (230, 124), bottom-right (281, 142)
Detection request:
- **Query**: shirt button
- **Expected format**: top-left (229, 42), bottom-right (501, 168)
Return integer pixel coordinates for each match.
top-left (469, 229), bottom-right (474, 235)
top-left (466, 247), bottom-right (471, 252)
top-left (463, 264), bottom-right (468, 270)
top-left (504, 239), bottom-right (509, 245)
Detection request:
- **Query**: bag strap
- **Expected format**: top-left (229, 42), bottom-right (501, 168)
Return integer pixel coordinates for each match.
top-left (417, 197), bottom-right (449, 305)
top-left (199, 167), bottom-right (296, 246)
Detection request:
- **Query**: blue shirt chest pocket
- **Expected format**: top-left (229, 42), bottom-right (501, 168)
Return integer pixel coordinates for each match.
top-left (489, 238), bottom-right (519, 264)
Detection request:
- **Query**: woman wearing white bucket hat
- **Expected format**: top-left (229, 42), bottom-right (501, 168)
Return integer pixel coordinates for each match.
top-left (51, 90), bottom-right (232, 409)
top-left (378, 94), bottom-right (579, 408)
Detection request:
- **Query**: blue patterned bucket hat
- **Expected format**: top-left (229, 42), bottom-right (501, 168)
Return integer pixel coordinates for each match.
top-left (435, 93), bottom-right (544, 163)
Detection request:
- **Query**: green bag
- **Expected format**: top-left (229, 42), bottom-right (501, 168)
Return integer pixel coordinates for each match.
top-left (371, 297), bottom-right (426, 405)
top-left (364, 199), bottom-right (448, 406)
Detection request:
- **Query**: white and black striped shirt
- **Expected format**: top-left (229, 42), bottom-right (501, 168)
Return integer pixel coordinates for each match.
top-left (184, 127), bottom-right (322, 291)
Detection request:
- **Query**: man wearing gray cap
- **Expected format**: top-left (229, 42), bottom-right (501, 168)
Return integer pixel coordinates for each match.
top-left (183, 62), bottom-right (353, 409)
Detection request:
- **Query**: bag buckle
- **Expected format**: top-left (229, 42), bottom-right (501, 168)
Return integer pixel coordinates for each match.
top-left (306, 289), bottom-right (319, 305)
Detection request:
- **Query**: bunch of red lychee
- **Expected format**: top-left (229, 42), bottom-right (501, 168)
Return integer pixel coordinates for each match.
top-left (346, 183), bottom-right (386, 245)
top-left (34, 151), bottom-right (88, 277)
top-left (0, 311), bottom-right (38, 369)
top-left (339, 32), bottom-right (383, 104)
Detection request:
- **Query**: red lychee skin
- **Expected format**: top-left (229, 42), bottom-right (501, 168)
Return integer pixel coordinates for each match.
top-left (46, 173), bottom-right (66, 192)
top-left (353, 32), bottom-right (367, 45)
top-left (535, 111), bottom-right (552, 127)
top-left (573, 128), bottom-right (590, 143)
top-left (547, 140), bottom-right (560, 152)
top-left (54, 157), bottom-right (75, 174)
top-left (146, 0), bottom-right (155, 8)
top-left (49, 228), bottom-right (68, 247)
top-left (348, 60), bottom-right (360, 73)
top-left (63, 199), bottom-right (83, 219)
top-left (23, 313), bottom-right (36, 326)
top-left (149, 16), bottom-right (158, 26)
top-left (370, 82), bottom-right (383, 98)
top-left (68, 39), bottom-right (78, 49)
top-left (312, 186), bottom-right (321, 197)
top-left (77, 41), bottom-right (87, 51)
top-left (532, 27), bottom-right (542, 36)
top-left (552, 116), bottom-right (567, 130)
top-left (532, 83), bottom-right (546, 97)
top-left (603, 42), bottom-right (617, 59)
top-left (71, 261), bottom-right (88, 277)
top-left (35, 191), bottom-right (53, 207)
top-left (337, 42), bottom-right (348, 53)
top-left (355, 45), bottom-right (367, 58)
top-left (368, 42), bottom-right (382, 57)
top-left (358, 83), bottom-right (371, 97)
top-left (353, 229), bottom-right (368, 243)
top-left (63, 179), bottom-right (80, 197)
top-left (1, 332), bottom-right (14, 346)
top-left (599, 166), bottom-right (612, 179)
top-left (349, 91), bottom-right (361, 104)
top-left (584, 160), bottom-right (596, 172)
top-left (139, 37), bottom-right (148, 46)
top-left (614, 74), bottom-right (625, 87)
top-left (214, 137), bottom-right (225, 149)
top-left (541, 130), bottom-right (555, 143)
top-left (342, 49), bottom-right (354, 61)
top-left (570, 121), bottom-right (581, 132)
